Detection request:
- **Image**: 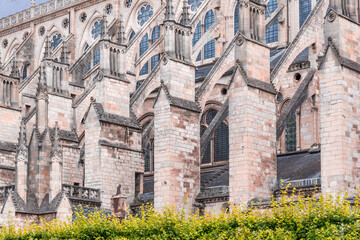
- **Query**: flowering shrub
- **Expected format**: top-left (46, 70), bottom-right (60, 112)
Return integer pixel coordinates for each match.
top-left (2, 192), bottom-right (360, 239)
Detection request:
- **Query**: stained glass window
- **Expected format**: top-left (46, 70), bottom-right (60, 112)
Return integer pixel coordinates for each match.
top-left (299, 0), bottom-right (311, 27)
top-left (22, 64), bottom-right (29, 79)
top-left (285, 111), bottom-right (297, 152)
top-left (192, 21), bottom-right (202, 46)
top-left (93, 48), bottom-right (100, 66)
top-left (91, 19), bottom-right (102, 40)
top-left (129, 30), bottom-right (135, 41)
top-left (188, 0), bottom-right (204, 12)
top-left (266, 0), bottom-right (278, 43)
top-left (151, 54), bottom-right (160, 70)
top-left (204, 39), bottom-right (215, 59)
top-left (151, 26), bottom-right (160, 44)
top-left (196, 51), bottom-right (202, 62)
top-left (125, 0), bottom-right (132, 8)
top-left (137, 4), bottom-right (153, 26)
top-left (51, 33), bottom-right (62, 50)
top-left (206, 109), bottom-right (217, 124)
top-left (140, 33), bottom-right (149, 56)
top-left (106, 4), bottom-right (113, 14)
top-left (204, 10), bottom-right (215, 33)
top-left (200, 109), bottom-right (229, 165)
top-left (234, 2), bottom-right (239, 35)
top-left (145, 143), bottom-right (150, 172)
top-left (214, 123), bottom-right (229, 162)
top-left (140, 62), bottom-right (149, 76)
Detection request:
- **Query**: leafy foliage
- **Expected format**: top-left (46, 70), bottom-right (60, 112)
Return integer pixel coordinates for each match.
top-left (2, 191), bottom-right (360, 240)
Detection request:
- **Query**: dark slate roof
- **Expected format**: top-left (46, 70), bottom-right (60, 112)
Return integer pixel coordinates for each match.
top-left (143, 176), bottom-right (154, 194)
top-left (270, 48), bottom-right (286, 69)
top-left (49, 128), bottom-right (79, 143)
top-left (201, 164), bottom-right (229, 188)
top-left (195, 65), bottom-right (214, 83)
top-left (170, 96), bottom-right (201, 113)
top-left (277, 150), bottom-right (321, 181)
top-left (291, 48), bottom-right (309, 65)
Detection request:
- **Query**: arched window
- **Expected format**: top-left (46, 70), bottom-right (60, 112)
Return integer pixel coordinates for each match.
top-left (193, 10), bottom-right (216, 61)
top-left (93, 48), bottom-right (100, 66)
top-left (92, 19), bottom-right (102, 39)
top-left (137, 4), bottom-right (153, 26)
top-left (234, 2), bottom-right (239, 35)
top-left (129, 30), bottom-right (136, 42)
top-left (192, 21), bottom-right (202, 46)
top-left (144, 139), bottom-right (154, 172)
top-left (140, 33), bottom-right (149, 56)
top-left (151, 26), bottom-right (160, 44)
top-left (50, 33), bottom-right (62, 50)
top-left (204, 39), bottom-right (215, 59)
top-left (151, 54), bottom-right (160, 70)
top-left (196, 51), bottom-right (202, 62)
top-left (188, 0), bottom-right (204, 12)
top-left (140, 61), bottom-right (149, 76)
top-left (299, 0), bottom-right (311, 27)
top-left (22, 64), bottom-right (29, 79)
top-left (266, 0), bottom-right (278, 43)
top-left (285, 111), bottom-right (297, 152)
top-left (204, 10), bottom-right (215, 33)
top-left (200, 109), bottom-right (229, 165)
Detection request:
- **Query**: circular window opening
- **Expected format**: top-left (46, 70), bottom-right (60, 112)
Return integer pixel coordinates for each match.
top-left (294, 73), bottom-right (301, 81)
top-left (276, 92), bottom-right (283, 103)
top-left (221, 88), bottom-right (227, 95)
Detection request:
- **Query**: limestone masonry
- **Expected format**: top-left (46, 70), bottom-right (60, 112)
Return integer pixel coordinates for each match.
top-left (0, 0), bottom-right (358, 224)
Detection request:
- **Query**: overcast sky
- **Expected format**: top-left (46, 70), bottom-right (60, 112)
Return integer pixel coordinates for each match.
top-left (0, 0), bottom-right (49, 19)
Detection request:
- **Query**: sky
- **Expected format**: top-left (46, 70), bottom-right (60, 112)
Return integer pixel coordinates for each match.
top-left (0, 0), bottom-right (49, 19)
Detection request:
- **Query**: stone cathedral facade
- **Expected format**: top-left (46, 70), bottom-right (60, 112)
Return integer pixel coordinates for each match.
top-left (0, 0), bottom-right (358, 224)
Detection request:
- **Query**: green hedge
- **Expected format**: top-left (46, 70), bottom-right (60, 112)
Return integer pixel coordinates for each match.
top-left (2, 193), bottom-right (360, 239)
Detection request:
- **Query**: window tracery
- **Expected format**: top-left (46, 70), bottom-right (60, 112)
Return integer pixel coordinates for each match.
top-left (125, 0), bottom-right (132, 8)
top-left (193, 10), bottom-right (216, 61)
top-left (285, 111), bottom-right (297, 152)
top-left (92, 19), bottom-right (102, 40)
top-left (50, 33), bottom-right (62, 50)
top-left (93, 48), bottom-right (100, 66)
top-left (299, 0), bottom-right (311, 27)
top-left (188, 0), bottom-right (204, 12)
top-left (137, 4), bottom-right (153, 26)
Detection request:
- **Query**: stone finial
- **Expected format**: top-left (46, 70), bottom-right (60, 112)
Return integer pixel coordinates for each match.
top-left (51, 122), bottom-right (62, 161)
top-left (60, 39), bottom-right (68, 64)
top-left (165, 0), bottom-right (175, 21)
top-left (43, 31), bottom-right (52, 60)
top-left (36, 66), bottom-right (48, 97)
top-left (118, 15), bottom-right (126, 45)
top-left (31, 0), bottom-right (35, 7)
top-left (17, 121), bottom-right (28, 162)
top-left (101, 10), bottom-right (110, 40)
top-left (181, 0), bottom-right (190, 25)
top-left (10, 53), bottom-right (20, 78)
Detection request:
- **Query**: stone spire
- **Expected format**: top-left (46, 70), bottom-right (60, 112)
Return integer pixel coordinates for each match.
top-left (43, 31), bottom-right (52, 60)
top-left (60, 39), bottom-right (68, 64)
top-left (17, 121), bottom-right (28, 162)
top-left (118, 15), bottom-right (126, 45)
top-left (31, 0), bottom-right (35, 7)
top-left (101, 10), bottom-right (110, 40)
top-left (165, 0), bottom-right (175, 21)
top-left (181, 0), bottom-right (190, 25)
top-left (51, 122), bottom-right (62, 161)
top-left (10, 53), bottom-right (20, 78)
